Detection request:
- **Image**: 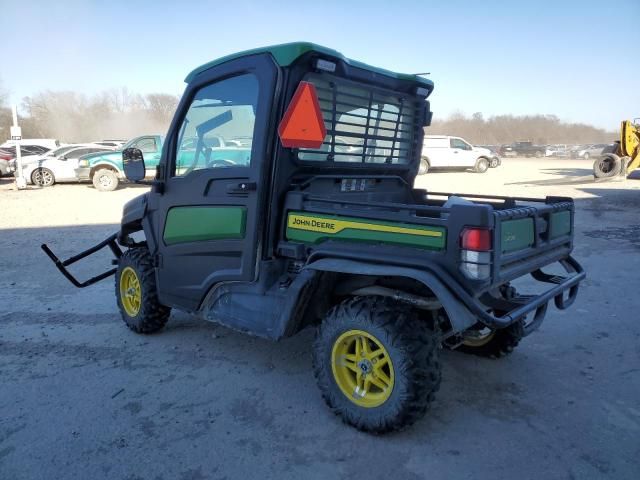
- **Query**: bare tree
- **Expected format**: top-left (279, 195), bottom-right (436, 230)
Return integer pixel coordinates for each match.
top-left (144, 93), bottom-right (179, 124)
top-left (428, 112), bottom-right (617, 145)
top-left (16, 88), bottom-right (180, 142)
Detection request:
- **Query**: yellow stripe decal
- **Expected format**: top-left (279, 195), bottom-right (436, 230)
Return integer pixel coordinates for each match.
top-left (287, 214), bottom-right (443, 237)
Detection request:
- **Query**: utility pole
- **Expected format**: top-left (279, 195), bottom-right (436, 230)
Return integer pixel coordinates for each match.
top-left (11, 106), bottom-right (26, 189)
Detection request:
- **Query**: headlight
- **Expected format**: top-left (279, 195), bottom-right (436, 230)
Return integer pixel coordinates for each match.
top-left (79, 159), bottom-right (89, 167)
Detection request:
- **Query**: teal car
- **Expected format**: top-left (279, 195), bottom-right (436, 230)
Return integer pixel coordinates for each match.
top-left (77, 134), bottom-right (251, 191)
top-left (76, 135), bottom-right (164, 191)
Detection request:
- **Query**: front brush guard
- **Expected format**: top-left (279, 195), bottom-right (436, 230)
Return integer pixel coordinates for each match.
top-left (41, 233), bottom-right (123, 288)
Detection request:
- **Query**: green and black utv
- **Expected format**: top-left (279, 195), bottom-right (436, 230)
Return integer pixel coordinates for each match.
top-left (43, 42), bottom-right (585, 433)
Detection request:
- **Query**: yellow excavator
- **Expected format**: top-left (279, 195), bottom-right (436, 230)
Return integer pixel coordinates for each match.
top-left (593, 119), bottom-right (640, 178)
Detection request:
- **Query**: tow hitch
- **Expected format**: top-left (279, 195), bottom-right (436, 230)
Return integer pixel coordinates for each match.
top-left (41, 233), bottom-right (123, 288)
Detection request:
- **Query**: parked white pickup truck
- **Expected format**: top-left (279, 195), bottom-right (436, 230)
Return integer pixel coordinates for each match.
top-left (419, 135), bottom-right (494, 174)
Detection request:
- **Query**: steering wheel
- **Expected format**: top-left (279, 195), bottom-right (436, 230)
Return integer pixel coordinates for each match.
top-left (207, 158), bottom-right (237, 168)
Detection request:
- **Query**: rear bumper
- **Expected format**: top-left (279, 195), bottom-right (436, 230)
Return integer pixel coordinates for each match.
top-left (469, 255), bottom-right (585, 334)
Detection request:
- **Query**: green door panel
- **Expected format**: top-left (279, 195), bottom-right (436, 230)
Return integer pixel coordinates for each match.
top-left (163, 206), bottom-right (247, 245)
top-left (501, 218), bottom-right (534, 253)
top-left (286, 212), bottom-right (446, 250)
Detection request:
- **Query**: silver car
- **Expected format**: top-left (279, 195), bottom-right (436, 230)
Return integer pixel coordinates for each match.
top-left (19, 144), bottom-right (114, 187)
top-left (573, 144), bottom-right (607, 160)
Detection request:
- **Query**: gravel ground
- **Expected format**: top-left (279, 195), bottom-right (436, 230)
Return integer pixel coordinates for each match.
top-left (1, 158), bottom-right (639, 480)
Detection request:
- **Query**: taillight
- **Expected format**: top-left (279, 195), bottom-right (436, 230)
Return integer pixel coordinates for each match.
top-left (461, 228), bottom-right (491, 251)
top-left (460, 228), bottom-right (492, 280)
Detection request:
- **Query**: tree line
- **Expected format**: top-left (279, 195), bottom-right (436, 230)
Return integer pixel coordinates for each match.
top-left (427, 112), bottom-right (617, 146)
top-left (0, 84), bottom-right (179, 143)
top-left (1, 81), bottom-right (617, 146)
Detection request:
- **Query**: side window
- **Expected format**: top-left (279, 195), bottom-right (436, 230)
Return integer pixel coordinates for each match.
top-left (66, 148), bottom-right (89, 159)
top-left (174, 73), bottom-right (258, 177)
top-left (450, 138), bottom-right (468, 150)
top-left (23, 145), bottom-right (47, 155)
top-left (134, 137), bottom-right (158, 153)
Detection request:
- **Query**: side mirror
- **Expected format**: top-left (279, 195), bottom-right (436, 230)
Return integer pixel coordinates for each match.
top-left (123, 147), bottom-right (145, 182)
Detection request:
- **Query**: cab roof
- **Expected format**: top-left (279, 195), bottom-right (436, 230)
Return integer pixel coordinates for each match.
top-left (185, 42), bottom-right (433, 88)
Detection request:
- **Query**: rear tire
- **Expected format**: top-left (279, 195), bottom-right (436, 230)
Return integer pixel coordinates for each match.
top-left (93, 168), bottom-right (119, 191)
top-left (583, 152), bottom-right (590, 160)
top-left (313, 296), bottom-right (441, 433)
top-left (593, 154), bottom-right (622, 178)
top-left (115, 248), bottom-right (171, 334)
top-left (31, 168), bottom-right (55, 187)
top-left (456, 321), bottom-right (524, 358)
top-left (534, 150), bottom-right (543, 158)
top-left (474, 158), bottom-right (489, 173)
top-left (490, 158), bottom-right (499, 168)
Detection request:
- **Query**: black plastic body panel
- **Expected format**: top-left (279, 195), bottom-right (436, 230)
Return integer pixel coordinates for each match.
top-left (118, 193), bottom-right (148, 243)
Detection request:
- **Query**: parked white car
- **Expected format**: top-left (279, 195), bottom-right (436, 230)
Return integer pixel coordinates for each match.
top-left (20, 144), bottom-right (114, 186)
top-left (420, 135), bottom-right (492, 174)
top-left (0, 138), bottom-right (61, 151)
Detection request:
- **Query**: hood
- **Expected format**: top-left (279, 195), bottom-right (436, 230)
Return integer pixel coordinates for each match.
top-left (473, 146), bottom-right (493, 156)
top-left (81, 150), bottom-right (122, 164)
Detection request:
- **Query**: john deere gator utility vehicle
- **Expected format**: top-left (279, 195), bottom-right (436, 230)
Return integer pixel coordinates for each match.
top-left (43, 42), bottom-right (585, 433)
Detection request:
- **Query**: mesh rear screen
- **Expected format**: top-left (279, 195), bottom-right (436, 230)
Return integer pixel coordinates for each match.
top-left (297, 73), bottom-right (422, 165)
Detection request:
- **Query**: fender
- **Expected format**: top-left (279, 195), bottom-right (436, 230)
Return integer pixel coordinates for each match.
top-left (90, 160), bottom-right (124, 177)
top-left (118, 193), bottom-right (151, 246)
top-left (303, 258), bottom-right (477, 334)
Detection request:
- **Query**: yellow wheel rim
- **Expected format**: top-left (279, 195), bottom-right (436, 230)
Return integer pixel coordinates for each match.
top-left (119, 267), bottom-right (141, 317)
top-left (462, 329), bottom-right (495, 347)
top-left (331, 329), bottom-right (394, 408)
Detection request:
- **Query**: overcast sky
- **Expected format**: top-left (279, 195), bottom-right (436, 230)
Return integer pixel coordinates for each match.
top-left (1, 0), bottom-right (638, 130)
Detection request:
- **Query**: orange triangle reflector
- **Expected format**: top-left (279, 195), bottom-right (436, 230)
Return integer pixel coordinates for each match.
top-left (278, 81), bottom-right (327, 149)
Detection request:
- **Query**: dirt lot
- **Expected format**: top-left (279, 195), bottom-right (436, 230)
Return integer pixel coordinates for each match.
top-left (1, 158), bottom-right (639, 480)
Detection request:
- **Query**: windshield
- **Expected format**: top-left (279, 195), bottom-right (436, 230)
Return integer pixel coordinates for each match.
top-left (123, 138), bottom-right (138, 149)
top-left (49, 146), bottom-right (77, 157)
top-left (123, 136), bottom-right (163, 150)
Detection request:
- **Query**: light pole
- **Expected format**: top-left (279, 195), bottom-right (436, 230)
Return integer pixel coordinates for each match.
top-left (11, 105), bottom-right (26, 189)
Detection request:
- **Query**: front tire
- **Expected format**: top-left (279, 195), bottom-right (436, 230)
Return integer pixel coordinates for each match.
top-left (583, 152), bottom-right (590, 160)
top-left (313, 296), bottom-right (441, 433)
top-left (474, 157), bottom-right (489, 173)
top-left (31, 168), bottom-right (55, 187)
top-left (93, 168), bottom-right (119, 191)
top-left (116, 248), bottom-right (171, 334)
top-left (534, 150), bottom-right (543, 158)
top-left (456, 321), bottom-right (524, 358)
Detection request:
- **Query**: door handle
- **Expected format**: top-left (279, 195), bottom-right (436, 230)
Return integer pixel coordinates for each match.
top-left (227, 181), bottom-right (257, 194)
